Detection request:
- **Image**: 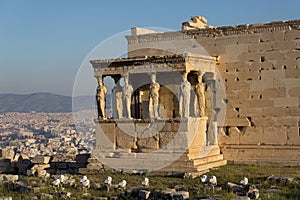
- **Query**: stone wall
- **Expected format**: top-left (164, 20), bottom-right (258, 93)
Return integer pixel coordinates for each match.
top-left (126, 20), bottom-right (300, 165)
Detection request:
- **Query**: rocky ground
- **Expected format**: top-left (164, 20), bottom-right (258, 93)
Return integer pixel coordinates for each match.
top-left (0, 164), bottom-right (299, 200)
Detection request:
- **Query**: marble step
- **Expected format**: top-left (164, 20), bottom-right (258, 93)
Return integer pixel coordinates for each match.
top-left (170, 154), bottom-right (224, 167)
top-left (196, 159), bottom-right (227, 172)
top-left (157, 159), bottom-right (227, 174)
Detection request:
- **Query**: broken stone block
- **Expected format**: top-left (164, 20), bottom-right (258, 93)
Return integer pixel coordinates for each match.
top-left (0, 160), bottom-right (13, 174)
top-left (2, 175), bottom-right (18, 182)
top-left (227, 182), bottom-right (243, 193)
top-left (76, 154), bottom-right (91, 164)
top-left (123, 188), bottom-right (139, 198)
top-left (171, 191), bottom-right (189, 200)
top-left (0, 197), bottom-right (13, 200)
top-left (138, 190), bottom-right (151, 200)
top-left (32, 164), bottom-right (50, 170)
top-left (247, 186), bottom-right (259, 199)
top-left (0, 149), bottom-right (14, 161)
top-left (160, 188), bottom-right (176, 199)
top-left (31, 155), bottom-right (51, 164)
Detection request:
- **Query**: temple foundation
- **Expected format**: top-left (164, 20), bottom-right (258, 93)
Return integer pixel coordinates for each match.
top-left (88, 117), bottom-right (226, 176)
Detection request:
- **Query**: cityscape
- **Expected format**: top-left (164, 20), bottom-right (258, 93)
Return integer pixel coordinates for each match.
top-left (0, 110), bottom-right (95, 172)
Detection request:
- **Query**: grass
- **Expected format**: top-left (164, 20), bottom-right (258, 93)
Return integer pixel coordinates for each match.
top-left (0, 164), bottom-right (299, 199)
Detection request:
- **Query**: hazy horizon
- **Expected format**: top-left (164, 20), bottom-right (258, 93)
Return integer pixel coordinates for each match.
top-left (0, 91), bottom-right (100, 97)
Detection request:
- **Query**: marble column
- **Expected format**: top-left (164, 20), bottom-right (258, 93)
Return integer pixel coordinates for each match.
top-left (149, 73), bottom-right (160, 119)
top-left (195, 73), bottom-right (206, 117)
top-left (112, 79), bottom-right (123, 119)
top-left (179, 72), bottom-right (191, 118)
top-left (96, 76), bottom-right (107, 119)
top-left (123, 74), bottom-right (133, 119)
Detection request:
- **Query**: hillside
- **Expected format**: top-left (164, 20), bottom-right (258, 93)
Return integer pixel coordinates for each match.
top-left (0, 93), bottom-right (103, 113)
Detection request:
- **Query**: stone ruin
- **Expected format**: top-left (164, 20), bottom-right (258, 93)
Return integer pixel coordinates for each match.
top-left (86, 16), bottom-right (300, 175)
top-left (89, 54), bottom-right (226, 176)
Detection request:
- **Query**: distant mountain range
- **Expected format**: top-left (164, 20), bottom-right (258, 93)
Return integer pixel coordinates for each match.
top-left (0, 93), bottom-right (113, 113)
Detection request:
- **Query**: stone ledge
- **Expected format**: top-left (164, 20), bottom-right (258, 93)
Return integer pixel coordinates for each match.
top-left (126, 20), bottom-right (300, 44)
top-left (220, 144), bottom-right (300, 166)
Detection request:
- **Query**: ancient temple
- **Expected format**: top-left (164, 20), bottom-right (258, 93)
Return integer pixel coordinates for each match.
top-left (90, 51), bottom-right (227, 175)
top-left (88, 16), bottom-right (300, 174)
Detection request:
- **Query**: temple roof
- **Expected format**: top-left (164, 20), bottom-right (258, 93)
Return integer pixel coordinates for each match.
top-left (90, 53), bottom-right (215, 67)
top-left (90, 53), bottom-right (217, 77)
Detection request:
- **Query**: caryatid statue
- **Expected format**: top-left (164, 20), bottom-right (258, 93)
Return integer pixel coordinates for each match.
top-left (96, 76), bottom-right (107, 119)
top-left (149, 73), bottom-right (160, 119)
top-left (112, 80), bottom-right (123, 119)
top-left (123, 74), bottom-right (133, 119)
top-left (195, 73), bottom-right (206, 117)
top-left (179, 72), bottom-right (191, 118)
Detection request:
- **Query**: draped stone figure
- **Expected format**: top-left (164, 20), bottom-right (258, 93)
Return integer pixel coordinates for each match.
top-left (96, 77), bottom-right (107, 119)
top-left (149, 73), bottom-right (160, 119)
top-left (179, 72), bottom-right (191, 118)
top-left (123, 74), bottom-right (133, 118)
top-left (195, 74), bottom-right (206, 117)
top-left (112, 81), bottom-right (123, 119)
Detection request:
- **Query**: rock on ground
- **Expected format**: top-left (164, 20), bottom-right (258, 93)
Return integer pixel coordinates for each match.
top-left (138, 190), bottom-right (151, 199)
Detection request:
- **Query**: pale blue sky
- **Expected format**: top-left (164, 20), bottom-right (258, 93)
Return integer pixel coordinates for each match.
top-left (1, 0), bottom-right (299, 95)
